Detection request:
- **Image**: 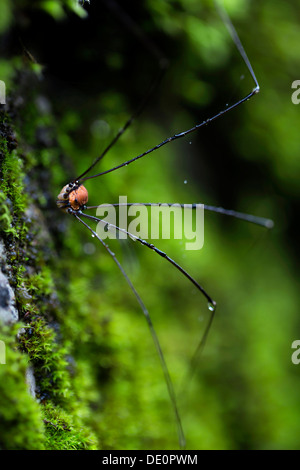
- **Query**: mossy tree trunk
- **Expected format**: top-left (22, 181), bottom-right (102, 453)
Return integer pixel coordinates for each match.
top-left (0, 2), bottom-right (100, 447)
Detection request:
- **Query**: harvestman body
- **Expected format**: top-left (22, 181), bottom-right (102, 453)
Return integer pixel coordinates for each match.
top-left (56, 3), bottom-right (273, 449)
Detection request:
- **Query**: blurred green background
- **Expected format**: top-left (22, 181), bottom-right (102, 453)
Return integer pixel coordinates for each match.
top-left (1, 0), bottom-right (300, 450)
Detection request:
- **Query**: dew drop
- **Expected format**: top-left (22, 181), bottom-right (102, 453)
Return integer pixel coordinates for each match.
top-left (184, 179), bottom-right (187, 184)
top-left (207, 302), bottom-right (216, 312)
top-left (91, 233), bottom-right (95, 238)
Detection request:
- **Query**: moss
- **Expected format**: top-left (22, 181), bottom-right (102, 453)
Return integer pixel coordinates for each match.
top-left (0, 57), bottom-right (100, 449)
top-left (1, 151), bottom-right (27, 219)
top-left (18, 317), bottom-right (71, 402)
top-left (0, 324), bottom-right (45, 450)
top-left (0, 112), bottom-right (26, 238)
top-left (0, 191), bottom-right (14, 234)
top-left (42, 402), bottom-right (97, 450)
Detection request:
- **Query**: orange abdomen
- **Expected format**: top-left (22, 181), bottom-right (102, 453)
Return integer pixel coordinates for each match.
top-left (56, 184), bottom-right (88, 211)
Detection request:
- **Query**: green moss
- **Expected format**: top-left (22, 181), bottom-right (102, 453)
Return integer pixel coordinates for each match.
top-left (1, 0), bottom-right (298, 451)
top-left (0, 325), bottom-right (45, 450)
top-left (0, 191), bottom-right (14, 234)
top-left (1, 152), bottom-right (27, 217)
top-left (42, 402), bottom-right (97, 450)
top-left (18, 317), bottom-right (70, 401)
top-left (0, 63), bottom-right (99, 449)
top-left (0, 110), bottom-right (27, 239)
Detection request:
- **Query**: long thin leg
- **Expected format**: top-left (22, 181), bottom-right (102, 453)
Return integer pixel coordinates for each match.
top-left (79, 211), bottom-right (216, 308)
top-left (215, 0), bottom-right (258, 89)
top-left (79, 210), bottom-right (218, 399)
top-left (78, 3), bottom-right (259, 184)
top-left (79, 87), bottom-right (258, 183)
top-left (74, 0), bottom-right (168, 182)
top-left (74, 65), bottom-right (167, 182)
top-left (85, 203), bottom-right (274, 229)
top-left (80, 202), bottom-right (272, 386)
top-left (72, 210), bottom-right (186, 449)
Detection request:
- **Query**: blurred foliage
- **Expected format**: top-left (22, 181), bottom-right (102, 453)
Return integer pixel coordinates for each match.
top-left (0, 0), bottom-right (300, 450)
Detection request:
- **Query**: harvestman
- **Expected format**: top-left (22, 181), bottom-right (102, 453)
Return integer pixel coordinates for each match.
top-left (56, 3), bottom-right (273, 448)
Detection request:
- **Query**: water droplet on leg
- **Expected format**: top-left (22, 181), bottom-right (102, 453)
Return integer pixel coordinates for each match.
top-left (207, 301), bottom-right (216, 312)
